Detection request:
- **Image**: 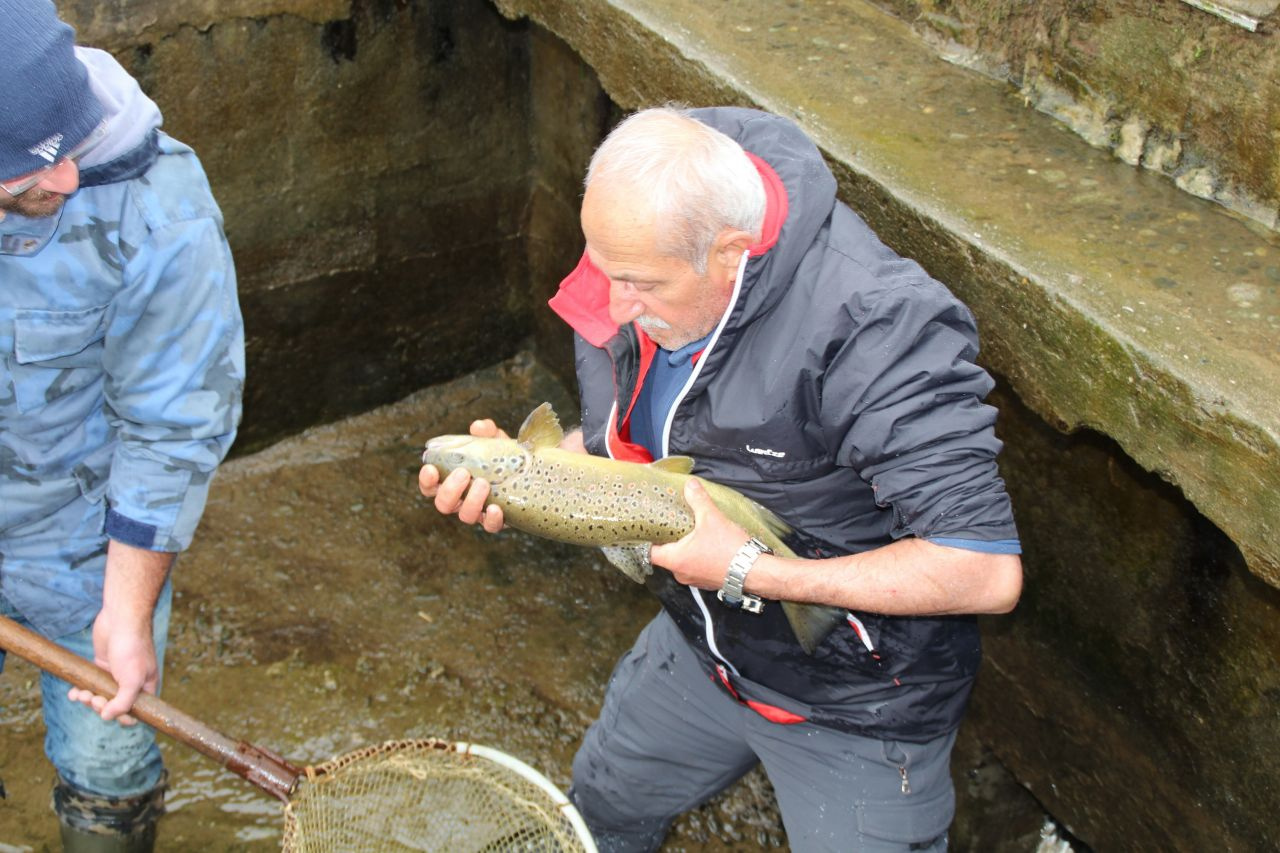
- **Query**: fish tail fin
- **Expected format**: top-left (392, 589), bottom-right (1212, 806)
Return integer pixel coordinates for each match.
top-left (781, 602), bottom-right (846, 655)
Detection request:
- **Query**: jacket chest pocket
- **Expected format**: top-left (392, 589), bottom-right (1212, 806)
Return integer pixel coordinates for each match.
top-left (9, 305), bottom-right (109, 413)
top-left (690, 433), bottom-right (839, 484)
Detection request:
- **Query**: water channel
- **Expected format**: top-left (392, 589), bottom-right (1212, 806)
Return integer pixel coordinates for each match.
top-left (0, 355), bottom-right (795, 851)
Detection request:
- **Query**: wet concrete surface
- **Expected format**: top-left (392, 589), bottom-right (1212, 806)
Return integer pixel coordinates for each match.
top-left (0, 354), bottom-right (786, 851)
top-left (581, 0), bottom-right (1280, 396)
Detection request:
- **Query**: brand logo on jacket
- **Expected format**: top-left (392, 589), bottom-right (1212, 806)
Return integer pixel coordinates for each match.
top-left (28, 133), bottom-right (65, 163)
top-left (745, 444), bottom-right (786, 458)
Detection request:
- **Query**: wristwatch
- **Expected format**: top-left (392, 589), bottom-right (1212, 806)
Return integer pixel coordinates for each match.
top-left (717, 537), bottom-right (771, 614)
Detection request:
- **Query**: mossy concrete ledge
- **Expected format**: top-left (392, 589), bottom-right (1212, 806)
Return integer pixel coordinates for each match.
top-left (491, 0), bottom-right (1280, 590)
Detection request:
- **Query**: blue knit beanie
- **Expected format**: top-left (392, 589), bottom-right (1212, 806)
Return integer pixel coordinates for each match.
top-left (0, 0), bottom-right (104, 183)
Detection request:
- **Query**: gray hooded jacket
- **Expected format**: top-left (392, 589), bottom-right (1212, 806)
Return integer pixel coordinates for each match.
top-left (549, 107), bottom-right (1018, 741)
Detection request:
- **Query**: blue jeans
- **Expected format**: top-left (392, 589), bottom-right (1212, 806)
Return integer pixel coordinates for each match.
top-left (0, 583), bottom-right (171, 798)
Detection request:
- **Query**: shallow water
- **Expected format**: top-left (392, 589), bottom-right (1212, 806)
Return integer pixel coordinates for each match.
top-left (0, 354), bottom-right (786, 851)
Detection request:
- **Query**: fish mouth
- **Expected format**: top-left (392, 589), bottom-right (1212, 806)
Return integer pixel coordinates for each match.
top-left (421, 435), bottom-right (471, 464)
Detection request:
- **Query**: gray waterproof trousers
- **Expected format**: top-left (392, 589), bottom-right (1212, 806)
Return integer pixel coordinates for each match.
top-left (569, 612), bottom-right (956, 852)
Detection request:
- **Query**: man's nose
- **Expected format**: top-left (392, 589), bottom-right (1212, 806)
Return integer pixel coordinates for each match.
top-left (607, 281), bottom-right (645, 326)
top-left (35, 159), bottom-right (81, 195)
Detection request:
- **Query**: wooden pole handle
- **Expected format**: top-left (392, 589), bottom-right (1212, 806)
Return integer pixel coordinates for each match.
top-left (0, 613), bottom-right (302, 802)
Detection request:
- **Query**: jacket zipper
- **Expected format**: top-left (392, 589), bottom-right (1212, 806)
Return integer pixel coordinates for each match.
top-left (662, 250), bottom-right (752, 671)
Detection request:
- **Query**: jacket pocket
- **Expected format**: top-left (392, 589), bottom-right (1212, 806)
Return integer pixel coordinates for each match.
top-left (10, 304), bottom-right (108, 412)
top-left (72, 448), bottom-right (112, 505)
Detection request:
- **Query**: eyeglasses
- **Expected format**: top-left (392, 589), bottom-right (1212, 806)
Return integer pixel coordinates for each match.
top-left (0, 121), bottom-right (108, 197)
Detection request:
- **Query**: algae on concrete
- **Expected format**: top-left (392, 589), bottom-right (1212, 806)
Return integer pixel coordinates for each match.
top-left (873, 0), bottom-right (1280, 231)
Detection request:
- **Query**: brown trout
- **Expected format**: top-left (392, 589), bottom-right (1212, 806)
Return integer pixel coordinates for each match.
top-left (422, 402), bottom-right (844, 654)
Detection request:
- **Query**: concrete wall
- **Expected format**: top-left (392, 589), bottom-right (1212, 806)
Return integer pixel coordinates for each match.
top-left (524, 27), bottom-right (617, 394)
top-left (982, 388), bottom-right (1278, 850)
top-left (66, 0), bottom-right (542, 451)
top-left (826, 131), bottom-right (1279, 853)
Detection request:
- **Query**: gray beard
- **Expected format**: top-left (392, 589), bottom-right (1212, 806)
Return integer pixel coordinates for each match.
top-left (634, 315), bottom-right (672, 332)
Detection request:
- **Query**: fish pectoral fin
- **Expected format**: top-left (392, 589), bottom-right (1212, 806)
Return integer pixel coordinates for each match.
top-left (648, 456), bottom-right (695, 475)
top-left (600, 544), bottom-right (653, 584)
top-left (516, 402), bottom-right (565, 450)
top-left (780, 602), bottom-right (846, 656)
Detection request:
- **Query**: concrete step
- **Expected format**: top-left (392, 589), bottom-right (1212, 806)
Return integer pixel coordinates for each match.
top-left (494, 0), bottom-right (1280, 588)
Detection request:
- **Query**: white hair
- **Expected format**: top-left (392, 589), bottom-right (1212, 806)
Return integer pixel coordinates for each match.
top-left (585, 106), bottom-right (766, 274)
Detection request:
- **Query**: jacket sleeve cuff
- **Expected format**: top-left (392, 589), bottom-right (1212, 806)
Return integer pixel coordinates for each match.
top-left (926, 537), bottom-right (1022, 555)
top-left (106, 461), bottom-right (212, 551)
top-left (105, 508), bottom-right (160, 550)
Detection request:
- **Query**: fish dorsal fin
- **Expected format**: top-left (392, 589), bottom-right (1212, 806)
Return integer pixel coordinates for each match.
top-left (516, 402), bottom-right (564, 449)
top-left (649, 456), bottom-right (695, 474)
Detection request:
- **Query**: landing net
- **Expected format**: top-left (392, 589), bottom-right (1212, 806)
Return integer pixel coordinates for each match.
top-left (281, 738), bottom-right (596, 852)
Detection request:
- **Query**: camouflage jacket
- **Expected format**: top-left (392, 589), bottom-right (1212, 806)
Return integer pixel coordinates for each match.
top-left (0, 129), bottom-right (244, 637)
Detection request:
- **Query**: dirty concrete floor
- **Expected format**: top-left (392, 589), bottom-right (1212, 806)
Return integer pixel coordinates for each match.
top-left (0, 354), bottom-right (787, 851)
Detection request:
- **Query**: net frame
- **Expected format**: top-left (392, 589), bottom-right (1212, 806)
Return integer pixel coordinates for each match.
top-left (280, 738), bottom-right (596, 852)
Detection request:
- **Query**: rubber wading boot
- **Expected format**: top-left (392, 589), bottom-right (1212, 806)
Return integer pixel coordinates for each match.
top-left (52, 773), bottom-right (165, 853)
top-left (58, 820), bottom-right (156, 853)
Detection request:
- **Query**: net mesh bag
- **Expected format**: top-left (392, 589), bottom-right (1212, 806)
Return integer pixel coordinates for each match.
top-left (281, 739), bottom-right (594, 852)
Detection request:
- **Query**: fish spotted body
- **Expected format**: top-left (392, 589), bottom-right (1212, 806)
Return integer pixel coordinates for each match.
top-left (422, 402), bottom-right (844, 653)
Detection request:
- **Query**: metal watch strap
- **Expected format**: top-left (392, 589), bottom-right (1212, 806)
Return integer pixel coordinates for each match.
top-left (717, 537), bottom-right (771, 614)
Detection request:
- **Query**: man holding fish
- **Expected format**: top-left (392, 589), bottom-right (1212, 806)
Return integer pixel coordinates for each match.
top-left (420, 106), bottom-right (1022, 852)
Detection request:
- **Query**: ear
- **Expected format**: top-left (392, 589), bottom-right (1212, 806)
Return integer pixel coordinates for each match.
top-left (709, 227), bottom-right (755, 286)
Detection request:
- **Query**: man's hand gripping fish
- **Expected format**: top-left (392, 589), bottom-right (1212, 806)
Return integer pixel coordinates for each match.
top-left (422, 402), bottom-right (845, 654)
